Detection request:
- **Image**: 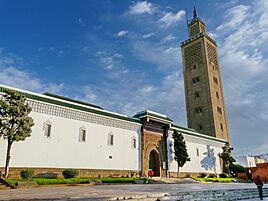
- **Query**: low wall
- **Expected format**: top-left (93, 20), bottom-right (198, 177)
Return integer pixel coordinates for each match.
top-left (0, 167), bottom-right (140, 179)
top-left (169, 171), bottom-right (201, 178)
top-left (1, 168), bottom-right (205, 179)
top-left (250, 163), bottom-right (268, 182)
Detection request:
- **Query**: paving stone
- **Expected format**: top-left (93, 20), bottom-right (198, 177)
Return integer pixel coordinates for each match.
top-left (0, 182), bottom-right (267, 201)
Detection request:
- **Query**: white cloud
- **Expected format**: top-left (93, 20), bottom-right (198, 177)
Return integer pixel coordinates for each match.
top-left (159, 10), bottom-right (185, 27)
top-left (79, 69), bottom-right (186, 126)
top-left (0, 51), bottom-right (65, 94)
top-left (163, 34), bottom-right (176, 41)
top-left (214, 1), bottom-right (268, 154)
top-left (81, 86), bottom-right (98, 103)
top-left (143, 32), bottom-right (155, 39)
top-left (164, 47), bottom-right (180, 55)
top-left (215, 0), bottom-right (239, 8)
top-left (97, 51), bottom-right (124, 71)
top-left (207, 32), bottom-right (217, 39)
top-left (133, 41), bottom-right (181, 72)
top-left (138, 85), bottom-right (155, 93)
top-left (78, 17), bottom-right (86, 27)
top-left (129, 1), bottom-right (154, 15)
top-left (216, 5), bottom-right (250, 32)
top-left (57, 50), bottom-right (64, 57)
top-left (115, 30), bottom-right (128, 37)
top-left (82, 46), bottom-right (89, 51)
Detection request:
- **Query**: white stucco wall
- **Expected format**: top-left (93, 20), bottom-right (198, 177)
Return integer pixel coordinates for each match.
top-left (168, 130), bottom-right (225, 174)
top-left (235, 156), bottom-right (256, 167)
top-left (0, 85), bottom-right (228, 175)
top-left (0, 104), bottom-right (141, 171)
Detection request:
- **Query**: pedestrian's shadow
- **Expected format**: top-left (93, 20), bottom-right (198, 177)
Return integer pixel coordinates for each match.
top-left (201, 145), bottom-right (216, 171)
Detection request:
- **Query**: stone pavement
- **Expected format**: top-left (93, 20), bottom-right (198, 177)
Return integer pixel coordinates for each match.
top-left (0, 182), bottom-right (266, 201)
top-left (241, 198), bottom-right (268, 201)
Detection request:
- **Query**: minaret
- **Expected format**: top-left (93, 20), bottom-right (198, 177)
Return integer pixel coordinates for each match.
top-left (181, 8), bottom-right (230, 142)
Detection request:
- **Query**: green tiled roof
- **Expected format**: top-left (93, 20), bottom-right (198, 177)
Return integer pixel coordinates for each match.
top-left (0, 84), bottom-right (227, 144)
top-left (43, 92), bottom-right (103, 110)
top-left (0, 85), bottom-right (141, 124)
top-left (133, 110), bottom-right (173, 122)
top-left (171, 124), bottom-right (226, 143)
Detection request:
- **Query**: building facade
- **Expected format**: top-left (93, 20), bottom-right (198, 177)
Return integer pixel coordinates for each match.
top-left (181, 8), bottom-right (230, 142)
top-left (0, 84), bottom-right (225, 178)
top-left (0, 9), bottom-right (231, 178)
top-left (234, 156), bottom-right (256, 168)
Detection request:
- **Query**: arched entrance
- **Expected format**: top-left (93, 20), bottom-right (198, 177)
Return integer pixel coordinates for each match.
top-left (149, 150), bottom-right (160, 177)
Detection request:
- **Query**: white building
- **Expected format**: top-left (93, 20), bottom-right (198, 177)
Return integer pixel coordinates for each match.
top-left (0, 84), bottom-right (226, 178)
top-left (255, 154), bottom-right (268, 163)
top-left (234, 156), bottom-right (256, 168)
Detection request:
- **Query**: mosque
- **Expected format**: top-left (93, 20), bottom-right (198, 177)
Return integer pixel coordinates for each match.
top-left (0, 9), bottom-right (230, 178)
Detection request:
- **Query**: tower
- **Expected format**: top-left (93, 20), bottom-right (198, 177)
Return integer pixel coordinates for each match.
top-left (181, 8), bottom-right (230, 142)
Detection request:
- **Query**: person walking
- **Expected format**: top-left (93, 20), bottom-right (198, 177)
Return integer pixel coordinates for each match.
top-left (254, 175), bottom-right (264, 200)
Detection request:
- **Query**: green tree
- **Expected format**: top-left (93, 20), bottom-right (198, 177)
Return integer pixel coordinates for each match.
top-left (219, 142), bottom-right (235, 175)
top-left (229, 163), bottom-right (245, 177)
top-left (172, 130), bottom-right (190, 177)
top-left (0, 89), bottom-right (34, 178)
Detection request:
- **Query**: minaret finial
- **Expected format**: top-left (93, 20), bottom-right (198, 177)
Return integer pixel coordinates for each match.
top-left (193, 6), bottom-right (197, 19)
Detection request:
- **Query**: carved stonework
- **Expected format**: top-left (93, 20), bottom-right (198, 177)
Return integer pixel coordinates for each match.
top-left (142, 129), bottom-right (167, 177)
top-left (26, 100), bottom-right (140, 131)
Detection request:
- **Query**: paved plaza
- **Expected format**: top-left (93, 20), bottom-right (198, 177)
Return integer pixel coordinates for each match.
top-left (0, 183), bottom-right (267, 201)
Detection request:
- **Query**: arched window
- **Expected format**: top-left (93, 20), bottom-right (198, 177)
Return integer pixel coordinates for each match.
top-left (191, 63), bottom-right (198, 71)
top-left (108, 132), bottom-right (114, 146)
top-left (43, 120), bottom-right (52, 138)
top-left (210, 61), bottom-right (216, 70)
top-left (220, 123), bottom-right (224, 131)
top-left (131, 136), bottom-right (137, 149)
top-left (79, 126), bottom-right (86, 142)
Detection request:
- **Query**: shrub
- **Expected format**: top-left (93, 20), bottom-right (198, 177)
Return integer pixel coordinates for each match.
top-left (198, 172), bottom-right (207, 178)
top-left (62, 169), bottom-right (79, 179)
top-left (229, 164), bottom-right (245, 176)
top-left (20, 169), bottom-right (35, 180)
top-left (219, 173), bottom-right (228, 178)
top-left (208, 174), bottom-right (217, 178)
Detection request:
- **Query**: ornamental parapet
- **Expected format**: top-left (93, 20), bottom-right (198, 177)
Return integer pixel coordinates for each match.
top-left (181, 32), bottom-right (217, 47)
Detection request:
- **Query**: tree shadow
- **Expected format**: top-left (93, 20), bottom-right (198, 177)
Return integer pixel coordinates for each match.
top-left (167, 139), bottom-right (174, 163)
top-left (201, 145), bottom-right (216, 171)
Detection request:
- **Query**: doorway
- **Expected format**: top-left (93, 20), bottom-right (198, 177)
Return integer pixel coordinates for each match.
top-left (149, 150), bottom-right (160, 177)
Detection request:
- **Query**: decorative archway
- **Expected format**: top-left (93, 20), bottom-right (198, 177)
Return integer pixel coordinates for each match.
top-left (149, 150), bottom-right (160, 177)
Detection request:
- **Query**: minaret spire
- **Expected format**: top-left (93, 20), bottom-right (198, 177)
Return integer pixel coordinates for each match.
top-left (193, 6), bottom-right (197, 19)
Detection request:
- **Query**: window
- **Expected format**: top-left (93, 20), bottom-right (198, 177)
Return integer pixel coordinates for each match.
top-left (198, 124), bottom-right (203, 130)
top-left (192, 77), bottom-right (200, 84)
top-left (43, 121), bottom-right (52, 138)
top-left (213, 76), bottom-right (218, 84)
top-left (195, 107), bottom-right (203, 114)
top-left (108, 132), bottom-right (114, 146)
top-left (216, 91), bottom-right (219, 99)
top-left (220, 123), bottom-right (224, 131)
top-left (131, 136), bottom-right (137, 149)
top-left (191, 63), bottom-right (198, 71)
top-left (217, 106), bottom-right (222, 114)
top-left (210, 62), bottom-right (217, 70)
top-left (195, 91), bottom-right (200, 98)
top-left (79, 127), bottom-right (86, 142)
top-left (196, 148), bottom-right (200, 157)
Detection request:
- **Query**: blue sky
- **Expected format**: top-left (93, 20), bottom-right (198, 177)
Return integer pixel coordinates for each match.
top-left (0, 0), bottom-right (267, 155)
